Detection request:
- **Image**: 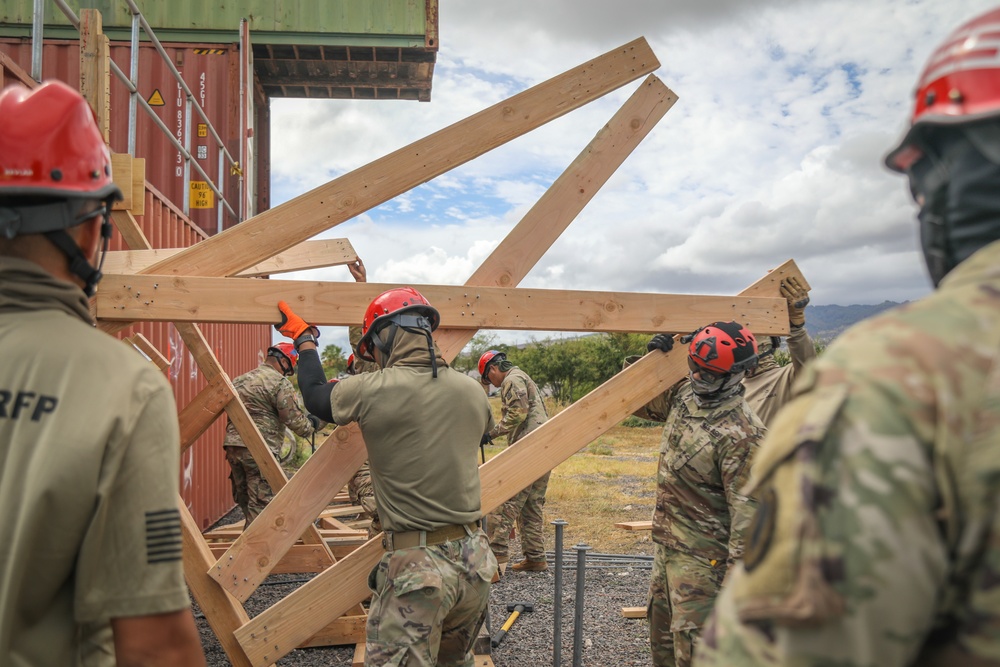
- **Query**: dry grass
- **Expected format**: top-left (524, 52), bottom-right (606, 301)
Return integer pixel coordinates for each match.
top-left (485, 397), bottom-right (660, 556)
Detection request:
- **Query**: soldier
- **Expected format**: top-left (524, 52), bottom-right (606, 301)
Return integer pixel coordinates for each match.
top-left (275, 286), bottom-right (497, 667)
top-left (0, 81), bottom-right (206, 665)
top-left (636, 321), bottom-right (765, 667)
top-left (479, 349), bottom-right (551, 573)
top-left (697, 8), bottom-right (1000, 666)
top-left (742, 276), bottom-right (817, 426)
top-left (223, 341), bottom-right (321, 527)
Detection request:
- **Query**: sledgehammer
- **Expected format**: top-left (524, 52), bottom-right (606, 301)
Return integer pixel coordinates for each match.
top-left (491, 602), bottom-right (534, 648)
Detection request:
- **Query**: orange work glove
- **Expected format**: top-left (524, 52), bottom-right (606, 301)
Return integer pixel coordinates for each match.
top-left (274, 300), bottom-right (317, 340)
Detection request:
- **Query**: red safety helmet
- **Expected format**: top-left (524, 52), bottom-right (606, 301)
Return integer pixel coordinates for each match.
top-left (686, 321), bottom-right (759, 376)
top-left (886, 7), bottom-right (1000, 172)
top-left (346, 353), bottom-right (356, 375)
top-left (478, 350), bottom-right (506, 382)
top-left (357, 286), bottom-right (440, 362)
top-left (267, 342), bottom-right (298, 376)
top-left (0, 80), bottom-right (122, 205)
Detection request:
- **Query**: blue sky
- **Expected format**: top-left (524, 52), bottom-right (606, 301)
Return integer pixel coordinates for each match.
top-left (265, 0), bottom-right (996, 352)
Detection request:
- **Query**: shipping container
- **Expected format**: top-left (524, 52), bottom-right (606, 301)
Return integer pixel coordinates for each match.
top-left (0, 38), bottom-right (256, 235)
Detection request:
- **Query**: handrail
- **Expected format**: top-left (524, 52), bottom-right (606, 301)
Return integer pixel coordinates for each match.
top-left (49, 0), bottom-right (239, 222)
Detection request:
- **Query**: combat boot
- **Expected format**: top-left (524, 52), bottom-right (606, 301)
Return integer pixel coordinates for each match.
top-left (511, 559), bottom-right (548, 572)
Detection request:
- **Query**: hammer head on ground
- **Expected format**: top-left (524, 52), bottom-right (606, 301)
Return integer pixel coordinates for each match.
top-left (507, 602), bottom-right (534, 613)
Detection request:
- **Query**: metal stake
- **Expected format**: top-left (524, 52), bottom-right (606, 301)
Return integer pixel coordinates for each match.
top-left (551, 519), bottom-right (568, 666)
top-left (572, 543), bottom-right (592, 667)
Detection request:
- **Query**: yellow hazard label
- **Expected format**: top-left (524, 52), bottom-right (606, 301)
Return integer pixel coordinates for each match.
top-left (189, 181), bottom-right (214, 209)
top-left (147, 89), bottom-right (165, 106)
top-left (197, 123), bottom-right (207, 138)
top-left (193, 48), bottom-right (226, 55)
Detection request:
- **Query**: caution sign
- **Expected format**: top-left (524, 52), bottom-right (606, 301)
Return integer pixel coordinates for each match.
top-left (147, 89), bottom-right (165, 106)
top-left (189, 181), bottom-right (214, 209)
top-left (197, 123), bottom-right (208, 137)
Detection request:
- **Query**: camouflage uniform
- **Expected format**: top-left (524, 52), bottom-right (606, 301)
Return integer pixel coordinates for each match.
top-left (346, 325), bottom-right (383, 537)
top-left (223, 363), bottom-right (316, 525)
top-left (485, 366), bottom-right (550, 564)
top-left (317, 328), bottom-right (497, 666)
top-left (743, 325), bottom-right (816, 427)
top-left (631, 358), bottom-right (765, 667)
top-left (696, 241), bottom-right (1000, 667)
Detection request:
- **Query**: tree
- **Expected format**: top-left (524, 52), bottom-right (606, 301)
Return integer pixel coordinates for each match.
top-left (321, 343), bottom-right (348, 377)
top-left (454, 332), bottom-right (500, 375)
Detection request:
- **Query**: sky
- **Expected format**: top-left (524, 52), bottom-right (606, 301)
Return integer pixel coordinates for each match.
top-left (266, 0), bottom-right (996, 352)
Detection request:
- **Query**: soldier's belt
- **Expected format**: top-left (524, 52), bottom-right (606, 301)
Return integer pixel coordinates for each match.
top-left (382, 523), bottom-right (478, 551)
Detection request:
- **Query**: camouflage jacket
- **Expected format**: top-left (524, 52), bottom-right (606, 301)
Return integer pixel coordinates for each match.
top-left (488, 366), bottom-right (548, 445)
top-left (743, 325), bottom-right (816, 427)
top-left (697, 240), bottom-right (1000, 667)
top-left (223, 363), bottom-right (315, 454)
top-left (636, 376), bottom-right (765, 562)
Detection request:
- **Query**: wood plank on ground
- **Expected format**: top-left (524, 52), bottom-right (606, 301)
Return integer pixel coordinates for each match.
top-left (615, 521), bottom-right (653, 531)
top-left (622, 606), bottom-right (646, 619)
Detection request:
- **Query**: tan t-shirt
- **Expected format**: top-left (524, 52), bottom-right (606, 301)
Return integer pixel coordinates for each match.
top-left (330, 329), bottom-right (495, 532)
top-left (0, 259), bottom-right (190, 666)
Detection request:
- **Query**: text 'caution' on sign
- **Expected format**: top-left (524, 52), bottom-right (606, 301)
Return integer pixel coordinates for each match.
top-left (189, 181), bottom-right (215, 209)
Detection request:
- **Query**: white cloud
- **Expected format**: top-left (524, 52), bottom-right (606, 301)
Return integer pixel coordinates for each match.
top-left (267, 0), bottom-right (995, 349)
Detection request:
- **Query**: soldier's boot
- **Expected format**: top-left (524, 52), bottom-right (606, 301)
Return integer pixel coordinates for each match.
top-left (511, 558), bottom-right (548, 572)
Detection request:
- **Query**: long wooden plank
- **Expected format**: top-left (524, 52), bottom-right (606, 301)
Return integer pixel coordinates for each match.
top-left (208, 543), bottom-right (343, 574)
top-left (95, 276), bottom-right (786, 334)
top-left (209, 424), bottom-right (368, 601)
top-left (129, 39), bottom-right (658, 282)
top-left (124, 333), bottom-right (170, 372)
top-left (173, 322), bottom-right (331, 555)
top-left (232, 262), bottom-right (803, 665)
top-left (180, 503), bottom-right (256, 667)
top-left (102, 239), bottom-right (358, 277)
top-left (209, 75), bottom-right (679, 601)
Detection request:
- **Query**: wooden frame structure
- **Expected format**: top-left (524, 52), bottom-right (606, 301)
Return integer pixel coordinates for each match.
top-left (92, 35), bottom-right (807, 666)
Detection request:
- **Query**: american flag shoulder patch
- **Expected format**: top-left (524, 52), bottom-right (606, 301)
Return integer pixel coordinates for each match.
top-left (145, 509), bottom-right (182, 564)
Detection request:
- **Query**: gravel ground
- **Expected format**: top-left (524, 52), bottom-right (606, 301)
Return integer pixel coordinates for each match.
top-left (196, 524), bottom-right (653, 666)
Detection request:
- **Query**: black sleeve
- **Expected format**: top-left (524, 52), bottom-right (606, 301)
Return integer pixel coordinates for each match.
top-left (296, 348), bottom-right (335, 422)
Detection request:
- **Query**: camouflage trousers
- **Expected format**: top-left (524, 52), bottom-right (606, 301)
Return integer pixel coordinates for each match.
top-left (365, 527), bottom-right (497, 667)
top-left (649, 544), bottom-right (727, 667)
top-left (348, 461), bottom-right (382, 538)
top-left (225, 446), bottom-right (273, 526)
top-left (486, 471), bottom-right (550, 562)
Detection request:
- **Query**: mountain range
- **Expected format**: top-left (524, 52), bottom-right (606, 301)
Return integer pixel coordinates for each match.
top-left (802, 301), bottom-right (905, 342)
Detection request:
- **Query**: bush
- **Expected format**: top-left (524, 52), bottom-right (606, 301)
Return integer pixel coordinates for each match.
top-left (621, 415), bottom-right (660, 428)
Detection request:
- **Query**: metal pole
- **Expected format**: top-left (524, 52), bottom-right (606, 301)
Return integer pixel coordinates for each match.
top-left (217, 146), bottom-right (225, 234)
top-left (31, 0), bottom-right (44, 82)
top-left (127, 11), bottom-right (140, 156)
top-left (183, 97), bottom-right (192, 214)
top-left (551, 519), bottom-right (568, 667)
top-left (572, 543), bottom-right (592, 667)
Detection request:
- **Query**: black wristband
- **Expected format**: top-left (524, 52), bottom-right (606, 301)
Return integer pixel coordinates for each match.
top-left (294, 333), bottom-right (318, 351)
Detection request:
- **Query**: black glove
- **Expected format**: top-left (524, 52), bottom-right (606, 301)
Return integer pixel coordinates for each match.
top-left (307, 414), bottom-right (322, 431)
top-left (647, 334), bottom-right (674, 353)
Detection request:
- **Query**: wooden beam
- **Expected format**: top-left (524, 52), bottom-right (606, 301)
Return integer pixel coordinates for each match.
top-left (95, 276), bottom-right (787, 335)
top-left (622, 607), bottom-right (646, 619)
top-left (231, 261), bottom-right (803, 666)
top-left (111, 210), bottom-right (151, 250)
top-left (208, 543), bottom-right (342, 575)
top-left (131, 158), bottom-right (145, 216)
top-left (123, 333), bottom-right (170, 372)
top-left (180, 502), bottom-right (255, 667)
top-left (79, 9), bottom-right (110, 143)
top-left (101, 239), bottom-right (358, 277)
top-left (209, 425), bottom-right (368, 602)
top-left (111, 153), bottom-right (133, 211)
top-left (130, 38), bottom-right (658, 282)
top-left (178, 380), bottom-right (234, 452)
top-left (298, 615), bottom-right (367, 648)
top-left (207, 76), bottom-right (679, 602)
